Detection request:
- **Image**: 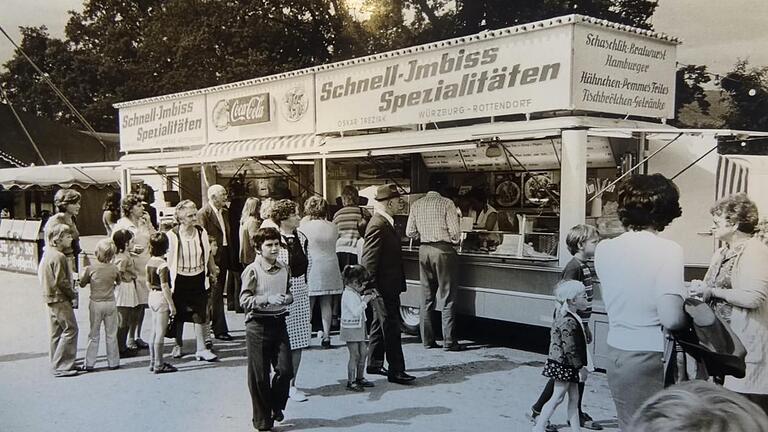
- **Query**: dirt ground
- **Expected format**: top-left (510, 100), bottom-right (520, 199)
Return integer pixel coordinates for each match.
top-left (0, 270), bottom-right (618, 431)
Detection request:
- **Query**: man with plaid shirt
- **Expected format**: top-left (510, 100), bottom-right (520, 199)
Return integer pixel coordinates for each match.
top-left (406, 175), bottom-right (462, 351)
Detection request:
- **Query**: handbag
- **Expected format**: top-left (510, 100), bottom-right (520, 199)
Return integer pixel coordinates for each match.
top-left (165, 315), bottom-right (178, 339)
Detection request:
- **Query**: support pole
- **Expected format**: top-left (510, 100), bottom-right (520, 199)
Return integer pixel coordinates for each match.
top-left (558, 129), bottom-right (588, 267)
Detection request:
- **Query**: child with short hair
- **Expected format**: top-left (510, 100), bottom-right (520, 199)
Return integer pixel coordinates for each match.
top-left (113, 229), bottom-right (140, 358)
top-left (530, 224), bottom-right (601, 431)
top-left (38, 224), bottom-right (79, 377)
top-left (241, 227), bottom-right (294, 431)
top-left (535, 280), bottom-right (590, 432)
top-left (146, 233), bottom-right (177, 374)
top-left (79, 238), bottom-right (121, 371)
top-left (340, 264), bottom-right (376, 392)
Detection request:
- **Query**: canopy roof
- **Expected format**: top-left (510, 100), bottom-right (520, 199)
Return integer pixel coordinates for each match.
top-left (0, 162), bottom-right (124, 189)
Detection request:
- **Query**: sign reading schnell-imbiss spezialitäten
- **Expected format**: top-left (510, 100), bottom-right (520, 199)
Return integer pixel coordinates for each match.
top-left (315, 18), bottom-right (677, 133)
top-left (119, 94), bottom-right (206, 152)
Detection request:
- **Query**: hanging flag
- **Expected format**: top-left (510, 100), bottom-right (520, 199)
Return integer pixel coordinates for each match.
top-left (715, 155), bottom-right (749, 199)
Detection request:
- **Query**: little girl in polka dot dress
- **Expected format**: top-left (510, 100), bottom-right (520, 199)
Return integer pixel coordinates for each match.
top-left (534, 280), bottom-right (590, 432)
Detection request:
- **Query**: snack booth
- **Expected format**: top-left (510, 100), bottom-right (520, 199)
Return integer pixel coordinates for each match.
top-left (114, 15), bottom-right (768, 369)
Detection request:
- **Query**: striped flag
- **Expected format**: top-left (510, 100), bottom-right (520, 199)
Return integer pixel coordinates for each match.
top-left (716, 155), bottom-right (749, 199)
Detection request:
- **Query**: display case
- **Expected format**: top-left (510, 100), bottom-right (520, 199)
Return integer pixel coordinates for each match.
top-left (458, 214), bottom-right (558, 261)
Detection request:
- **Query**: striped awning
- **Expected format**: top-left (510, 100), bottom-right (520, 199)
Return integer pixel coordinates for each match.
top-left (200, 134), bottom-right (322, 161)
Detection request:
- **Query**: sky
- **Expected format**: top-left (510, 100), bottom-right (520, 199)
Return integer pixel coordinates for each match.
top-left (0, 0), bottom-right (767, 77)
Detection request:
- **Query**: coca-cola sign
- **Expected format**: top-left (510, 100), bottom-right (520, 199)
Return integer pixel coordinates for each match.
top-left (212, 93), bottom-right (271, 131)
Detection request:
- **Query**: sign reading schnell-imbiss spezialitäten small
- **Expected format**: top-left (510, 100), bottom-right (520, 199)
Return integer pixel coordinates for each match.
top-left (315, 17), bottom-right (677, 133)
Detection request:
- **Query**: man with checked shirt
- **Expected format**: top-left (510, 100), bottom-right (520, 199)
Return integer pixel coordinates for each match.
top-left (406, 175), bottom-right (462, 351)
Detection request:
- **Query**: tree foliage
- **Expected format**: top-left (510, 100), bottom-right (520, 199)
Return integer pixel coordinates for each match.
top-left (721, 60), bottom-right (768, 131)
top-left (0, 0), bottom-right (718, 133)
top-left (671, 64), bottom-right (711, 127)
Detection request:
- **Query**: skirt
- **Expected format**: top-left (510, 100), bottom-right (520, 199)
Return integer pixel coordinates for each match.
top-left (542, 359), bottom-right (580, 383)
top-left (340, 325), bottom-right (366, 342)
top-left (115, 281), bottom-right (139, 308)
top-left (173, 272), bottom-right (208, 324)
top-left (286, 275), bottom-right (311, 350)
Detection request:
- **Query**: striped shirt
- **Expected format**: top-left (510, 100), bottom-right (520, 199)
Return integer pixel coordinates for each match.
top-left (560, 257), bottom-right (593, 323)
top-left (333, 206), bottom-right (369, 253)
top-left (177, 230), bottom-right (205, 275)
top-left (406, 192), bottom-right (460, 244)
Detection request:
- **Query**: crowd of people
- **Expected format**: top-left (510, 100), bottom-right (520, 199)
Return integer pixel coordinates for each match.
top-left (36, 174), bottom-right (768, 431)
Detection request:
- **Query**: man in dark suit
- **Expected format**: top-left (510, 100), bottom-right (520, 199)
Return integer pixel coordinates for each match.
top-left (197, 184), bottom-right (233, 341)
top-left (362, 184), bottom-right (415, 385)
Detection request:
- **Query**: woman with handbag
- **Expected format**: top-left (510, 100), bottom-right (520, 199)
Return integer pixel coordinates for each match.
top-left (690, 193), bottom-right (768, 414)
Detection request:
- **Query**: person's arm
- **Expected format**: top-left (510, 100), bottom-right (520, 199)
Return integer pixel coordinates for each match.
top-left (711, 244), bottom-right (768, 309)
top-left (240, 266), bottom-right (268, 310)
top-left (360, 223), bottom-right (382, 285)
top-left (158, 265), bottom-right (176, 315)
top-left (656, 244), bottom-right (688, 331)
top-left (78, 266), bottom-right (91, 288)
top-left (447, 201), bottom-right (461, 243)
top-left (405, 208), bottom-right (418, 239)
top-left (483, 211), bottom-right (498, 232)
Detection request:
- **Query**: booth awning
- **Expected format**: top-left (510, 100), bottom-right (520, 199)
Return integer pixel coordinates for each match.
top-left (0, 163), bottom-right (123, 189)
top-left (120, 150), bottom-right (203, 168)
top-left (200, 134), bottom-right (323, 162)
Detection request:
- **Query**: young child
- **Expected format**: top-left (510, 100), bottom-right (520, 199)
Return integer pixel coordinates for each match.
top-left (241, 227), bottom-right (294, 432)
top-left (146, 233), bottom-right (177, 374)
top-left (340, 264), bottom-right (376, 392)
top-left (530, 224), bottom-right (601, 431)
top-left (113, 229), bottom-right (140, 358)
top-left (534, 280), bottom-right (590, 432)
top-left (38, 224), bottom-right (79, 377)
top-left (79, 238), bottom-right (121, 371)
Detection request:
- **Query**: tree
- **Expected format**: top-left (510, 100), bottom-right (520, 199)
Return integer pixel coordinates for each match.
top-left (670, 64), bottom-right (712, 127)
top-left (721, 60), bottom-right (768, 131)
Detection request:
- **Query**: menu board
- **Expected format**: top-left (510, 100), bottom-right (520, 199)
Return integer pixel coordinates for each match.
top-left (422, 137), bottom-right (615, 172)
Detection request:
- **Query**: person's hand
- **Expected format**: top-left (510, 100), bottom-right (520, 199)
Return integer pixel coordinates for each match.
top-left (688, 279), bottom-right (713, 301)
top-left (169, 305), bottom-right (177, 317)
top-left (267, 294), bottom-right (284, 305)
top-left (584, 326), bottom-right (593, 344)
top-left (579, 368), bottom-right (589, 383)
top-left (362, 294), bottom-right (374, 303)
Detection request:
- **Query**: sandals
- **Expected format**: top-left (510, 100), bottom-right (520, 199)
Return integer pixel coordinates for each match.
top-left (153, 363), bottom-right (178, 374)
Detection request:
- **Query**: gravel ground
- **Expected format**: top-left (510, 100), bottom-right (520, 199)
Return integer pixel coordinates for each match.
top-left (0, 270), bottom-right (618, 432)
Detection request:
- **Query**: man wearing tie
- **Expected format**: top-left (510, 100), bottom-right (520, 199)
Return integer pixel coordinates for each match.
top-left (198, 184), bottom-right (233, 342)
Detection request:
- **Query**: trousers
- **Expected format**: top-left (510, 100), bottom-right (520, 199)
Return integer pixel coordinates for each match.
top-left (246, 316), bottom-right (293, 431)
top-left (47, 301), bottom-right (79, 373)
top-left (367, 295), bottom-right (405, 374)
top-left (606, 345), bottom-right (664, 431)
top-left (418, 243), bottom-right (458, 347)
top-left (85, 300), bottom-right (119, 368)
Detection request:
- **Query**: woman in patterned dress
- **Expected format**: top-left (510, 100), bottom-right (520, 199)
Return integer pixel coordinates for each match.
top-left (262, 199), bottom-right (312, 402)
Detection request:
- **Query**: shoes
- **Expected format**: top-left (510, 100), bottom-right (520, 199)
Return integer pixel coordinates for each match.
top-left (126, 340), bottom-right (138, 350)
top-left (149, 364), bottom-right (154, 372)
top-left (387, 372), bottom-right (416, 385)
top-left (424, 342), bottom-right (442, 349)
top-left (215, 333), bottom-right (233, 341)
top-left (346, 381), bottom-right (365, 392)
top-left (444, 343), bottom-right (464, 352)
top-left (204, 340), bottom-right (214, 351)
top-left (272, 410), bottom-right (284, 422)
top-left (80, 365), bottom-right (95, 372)
top-left (171, 345), bottom-right (183, 358)
top-left (134, 339), bottom-right (149, 349)
top-left (154, 363), bottom-right (178, 374)
top-left (568, 412), bottom-right (603, 430)
top-left (194, 349), bottom-right (218, 362)
top-left (53, 370), bottom-right (79, 378)
top-left (321, 338), bottom-right (331, 349)
top-left (108, 365), bottom-right (120, 370)
top-left (356, 378), bottom-right (375, 387)
top-left (289, 386), bottom-right (308, 402)
top-left (366, 366), bottom-right (388, 376)
top-left (120, 348), bottom-right (138, 358)
top-left (527, 408), bottom-right (557, 432)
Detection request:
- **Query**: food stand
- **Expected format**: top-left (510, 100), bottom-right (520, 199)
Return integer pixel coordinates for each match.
top-left (113, 14), bottom-right (768, 369)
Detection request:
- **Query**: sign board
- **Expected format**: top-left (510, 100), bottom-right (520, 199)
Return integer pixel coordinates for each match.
top-left (119, 95), bottom-right (206, 152)
top-left (0, 239), bottom-right (39, 274)
top-left (422, 137), bottom-right (615, 172)
top-left (206, 75), bottom-right (315, 142)
top-left (571, 25), bottom-right (677, 118)
top-left (316, 25), bottom-right (573, 133)
top-left (316, 21), bottom-right (677, 133)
